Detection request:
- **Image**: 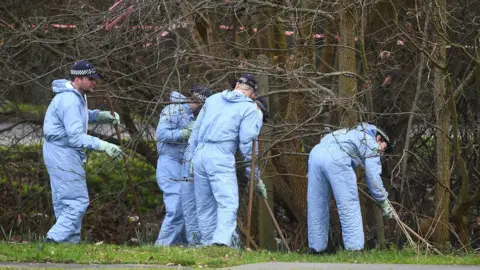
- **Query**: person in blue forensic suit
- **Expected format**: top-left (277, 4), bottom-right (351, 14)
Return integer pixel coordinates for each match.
top-left (307, 123), bottom-right (394, 254)
top-left (187, 74), bottom-right (268, 248)
top-left (180, 89), bottom-right (270, 248)
top-left (42, 60), bottom-right (123, 245)
top-left (155, 85), bottom-right (212, 246)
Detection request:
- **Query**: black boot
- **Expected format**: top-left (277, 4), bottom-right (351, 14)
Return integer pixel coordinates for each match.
top-left (306, 248), bottom-right (334, 255)
top-left (36, 238), bottom-right (57, 251)
top-left (347, 249), bottom-right (364, 255)
top-left (212, 243), bottom-right (228, 247)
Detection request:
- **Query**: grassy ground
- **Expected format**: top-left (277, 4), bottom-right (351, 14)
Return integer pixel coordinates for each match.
top-left (0, 242), bottom-right (479, 269)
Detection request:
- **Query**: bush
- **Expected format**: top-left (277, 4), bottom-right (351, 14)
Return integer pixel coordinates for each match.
top-left (0, 145), bottom-right (162, 244)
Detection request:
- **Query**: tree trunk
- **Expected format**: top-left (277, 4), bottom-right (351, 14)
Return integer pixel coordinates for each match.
top-left (337, 0), bottom-right (357, 127)
top-left (257, 55), bottom-right (277, 250)
top-left (358, 1), bottom-right (387, 250)
top-left (333, 0), bottom-right (360, 251)
top-left (432, 0), bottom-right (451, 247)
top-left (448, 45), bottom-right (480, 252)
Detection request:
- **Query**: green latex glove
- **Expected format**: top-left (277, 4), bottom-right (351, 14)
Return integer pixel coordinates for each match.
top-left (187, 120), bottom-right (196, 130)
top-left (98, 140), bottom-right (123, 161)
top-left (97, 111), bottom-right (120, 125)
top-left (255, 179), bottom-right (267, 199)
top-left (180, 121), bottom-right (195, 141)
top-left (378, 199), bottom-right (393, 219)
top-left (180, 128), bottom-right (192, 141)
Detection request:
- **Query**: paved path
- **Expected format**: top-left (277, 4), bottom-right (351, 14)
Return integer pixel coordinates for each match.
top-left (0, 120), bottom-right (155, 147)
top-left (1, 262), bottom-right (478, 269)
top-left (222, 262), bottom-right (480, 269)
top-left (0, 262), bottom-right (191, 269)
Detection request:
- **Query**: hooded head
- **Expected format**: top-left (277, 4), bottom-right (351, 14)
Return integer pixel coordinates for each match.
top-left (189, 85), bottom-right (212, 113)
top-left (356, 122), bottom-right (393, 155)
top-left (189, 85), bottom-right (212, 101)
top-left (237, 73), bottom-right (259, 92)
top-left (376, 127), bottom-right (393, 154)
top-left (232, 73), bottom-right (259, 99)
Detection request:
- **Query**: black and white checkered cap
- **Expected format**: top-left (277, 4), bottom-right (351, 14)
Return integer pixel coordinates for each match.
top-left (69, 60), bottom-right (103, 79)
top-left (376, 128), bottom-right (390, 144)
top-left (376, 127), bottom-right (393, 153)
top-left (189, 85), bottom-right (212, 101)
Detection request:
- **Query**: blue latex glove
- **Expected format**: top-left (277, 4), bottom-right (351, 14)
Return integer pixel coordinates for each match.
top-left (97, 111), bottom-right (120, 125)
top-left (98, 140), bottom-right (123, 161)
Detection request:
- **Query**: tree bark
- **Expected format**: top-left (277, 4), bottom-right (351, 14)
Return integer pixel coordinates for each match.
top-left (337, 0), bottom-right (358, 127)
top-left (432, 0), bottom-right (451, 247)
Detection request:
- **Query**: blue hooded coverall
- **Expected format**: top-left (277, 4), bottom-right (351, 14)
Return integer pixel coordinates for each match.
top-left (155, 91), bottom-right (192, 246)
top-left (187, 90), bottom-right (262, 247)
top-left (43, 79), bottom-right (101, 243)
top-left (180, 143), bottom-right (201, 246)
top-left (307, 123), bottom-right (388, 251)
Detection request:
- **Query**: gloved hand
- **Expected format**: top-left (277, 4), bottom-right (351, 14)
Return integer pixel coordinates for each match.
top-left (180, 128), bottom-right (192, 141)
top-left (180, 121), bottom-right (195, 140)
top-left (378, 199), bottom-right (393, 219)
top-left (98, 140), bottom-right (123, 161)
top-left (254, 179), bottom-right (267, 199)
top-left (189, 162), bottom-right (194, 175)
top-left (187, 121), bottom-right (196, 130)
top-left (97, 111), bottom-right (120, 125)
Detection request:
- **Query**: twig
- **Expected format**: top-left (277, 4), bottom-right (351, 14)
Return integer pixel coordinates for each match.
top-left (246, 140), bottom-right (257, 249)
top-left (358, 188), bottom-right (443, 255)
top-left (261, 198), bottom-right (291, 252)
top-left (107, 95), bottom-right (146, 241)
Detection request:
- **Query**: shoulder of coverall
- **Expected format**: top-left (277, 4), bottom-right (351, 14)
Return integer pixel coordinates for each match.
top-left (205, 91), bottom-right (223, 100)
top-left (169, 91), bottom-right (187, 102)
top-left (353, 122), bottom-right (377, 138)
top-left (162, 91), bottom-right (191, 115)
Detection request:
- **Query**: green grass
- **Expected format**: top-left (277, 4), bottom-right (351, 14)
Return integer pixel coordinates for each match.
top-left (0, 243), bottom-right (478, 268)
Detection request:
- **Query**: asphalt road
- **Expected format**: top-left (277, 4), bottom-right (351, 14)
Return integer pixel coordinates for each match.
top-left (0, 121), bottom-right (153, 147)
top-left (223, 262), bottom-right (480, 269)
